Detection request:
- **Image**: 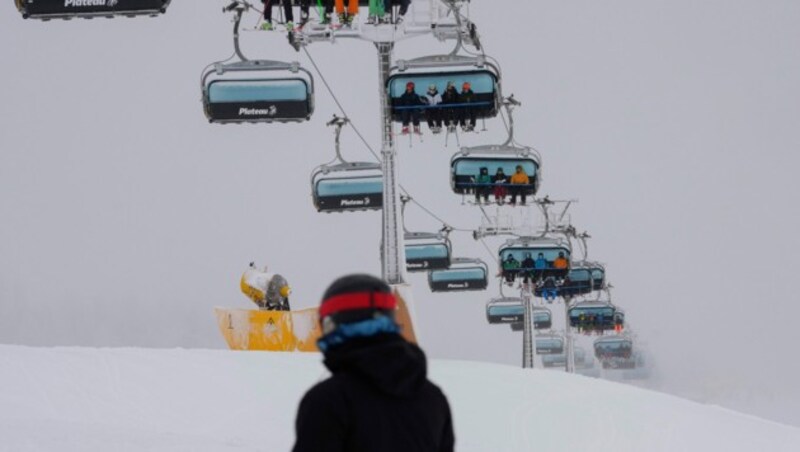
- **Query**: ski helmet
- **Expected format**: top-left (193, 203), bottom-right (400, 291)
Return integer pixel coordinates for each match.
top-left (462, 82), bottom-right (471, 90)
top-left (319, 274), bottom-right (397, 334)
top-left (406, 81), bottom-right (415, 90)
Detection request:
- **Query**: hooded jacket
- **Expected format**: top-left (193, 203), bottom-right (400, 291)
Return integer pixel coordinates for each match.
top-left (292, 334), bottom-right (455, 452)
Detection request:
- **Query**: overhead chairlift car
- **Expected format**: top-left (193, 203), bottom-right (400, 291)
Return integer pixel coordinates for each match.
top-left (568, 300), bottom-right (617, 330)
top-left (510, 306), bottom-right (552, 331)
top-left (486, 297), bottom-right (524, 324)
top-left (499, 236), bottom-right (572, 282)
top-left (450, 146), bottom-right (540, 199)
top-left (451, 96), bottom-right (541, 201)
top-left (593, 336), bottom-right (634, 362)
top-left (535, 263), bottom-right (593, 298)
top-left (535, 334), bottom-right (564, 355)
top-left (591, 265), bottom-right (606, 290)
top-left (201, 3), bottom-right (314, 124)
top-left (15, 0), bottom-right (171, 20)
top-left (405, 231), bottom-right (452, 272)
top-left (311, 116), bottom-right (382, 213)
top-left (428, 258), bottom-right (488, 292)
top-left (542, 353), bottom-right (567, 369)
top-left (386, 54), bottom-right (501, 126)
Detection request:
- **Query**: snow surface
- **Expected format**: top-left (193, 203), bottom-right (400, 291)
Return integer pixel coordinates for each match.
top-left (1, 346), bottom-right (799, 452)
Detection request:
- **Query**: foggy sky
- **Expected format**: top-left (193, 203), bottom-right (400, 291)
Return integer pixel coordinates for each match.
top-left (1, 1), bottom-right (799, 427)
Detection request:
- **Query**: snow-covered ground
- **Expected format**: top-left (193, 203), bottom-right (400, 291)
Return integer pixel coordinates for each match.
top-left (1, 345), bottom-right (799, 452)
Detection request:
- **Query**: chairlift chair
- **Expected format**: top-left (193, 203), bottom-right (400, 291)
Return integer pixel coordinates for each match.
top-left (428, 257), bottom-right (488, 292)
top-left (568, 300), bottom-right (617, 331)
top-left (311, 163), bottom-right (383, 213)
top-left (542, 353), bottom-right (567, 369)
top-left (405, 231), bottom-right (452, 272)
top-left (486, 297), bottom-right (523, 324)
top-left (450, 145), bottom-right (540, 199)
top-left (16, 0), bottom-right (171, 20)
top-left (535, 261), bottom-right (604, 298)
top-left (535, 333), bottom-right (564, 355)
top-left (509, 306), bottom-right (552, 331)
top-left (202, 60), bottom-right (314, 124)
top-left (386, 54), bottom-right (501, 126)
top-left (590, 264), bottom-right (606, 290)
top-left (311, 117), bottom-right (382, 213)
top-left (201, 3), bottom-right (314, 124)
top-left (593, 336), bottom-right (634, 361)
top-left (499, 236), bottom-right (572, 283)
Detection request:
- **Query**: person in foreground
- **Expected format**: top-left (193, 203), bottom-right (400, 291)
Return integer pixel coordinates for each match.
top-left (292, 274), bottom-right (455, 452)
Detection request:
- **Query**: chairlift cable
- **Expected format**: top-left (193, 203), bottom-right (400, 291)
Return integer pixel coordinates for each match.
top-left (302, 46), bottom-right (476, 234)
top-left (302, 46), bottom-right (383, 163)
top-left (479, 237), bottom-right (500, 267)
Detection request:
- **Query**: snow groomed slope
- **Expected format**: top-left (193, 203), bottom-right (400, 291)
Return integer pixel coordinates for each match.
top-left (1, 345), bottom-right (798, 452)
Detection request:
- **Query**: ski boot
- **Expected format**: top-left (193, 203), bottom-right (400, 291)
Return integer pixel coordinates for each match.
top-left (401, 126), bottom-right (410, 135)
top-left (413, 125), bottom-right (422, 135)
top-left (260, 21), bottom-right (274, 31)
top-left (320, 12), bottom-right (332, 25)
top-left (298, 11), bottom-right (310, 28)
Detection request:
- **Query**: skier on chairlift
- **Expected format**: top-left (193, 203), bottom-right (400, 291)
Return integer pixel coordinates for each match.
top-left (534, 252), bottom-right (548, 271)
top-left (335, 0), bottom-right (359, 27)
top-left (501, 254), bottom-right (520, 285)
top-left (459, 81), bottom-right (476, 132)
top-left (473, 167), bottom-right (491, 203)
top-left (541, 277), bottom-right (558, 302)
top-left (492, 167), bottom-right (508, 204)
top-left (423, 84), bottom-right (443, 134)
top-left (441, 81), bottom-right (459, 133)
top-left (261, 0), bottom-right (294, 31)
top-left (262, 0), bottom-right (313, 30)
top-left (553, 251), bottom-right (569, 270)
top-left (521, 252), bottom-right (535, 287)
top-left (399, 81), bottom-right (424, 136)
top-left (510, 165), bottom-right (530, 206)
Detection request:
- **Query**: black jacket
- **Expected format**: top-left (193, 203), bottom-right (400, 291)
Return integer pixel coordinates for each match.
top-left (399, 90), bottom-right (424, 107)
top-left (292, 334), bottom-right (455, 452)
top-left (441, 87), bottom-right (459, 104)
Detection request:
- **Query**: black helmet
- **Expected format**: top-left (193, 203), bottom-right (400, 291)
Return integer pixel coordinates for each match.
top-left (319, 274), bottom-right (397, 336)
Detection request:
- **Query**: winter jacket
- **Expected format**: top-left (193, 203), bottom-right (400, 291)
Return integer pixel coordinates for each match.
top-left (476, 173), bottom-right (491, 185)
top-left (553, 257), bottom-right (568, 269)
top-left (399, 90), bottom-right (425, 107)
top-left (521, 258), bottom-right (535, 269)
top-left (441, 87), bottom-right (459, 104)
top-left (423, 91), bottom-right (443, 106)
top-left (459, 89), bottom-right (475, 103)
top-left (510, 172), bottom-right (530, 185)
top-left (502, 258), bottom-right (520, 271)
top-left (292, 334), bottom-right (455, 452)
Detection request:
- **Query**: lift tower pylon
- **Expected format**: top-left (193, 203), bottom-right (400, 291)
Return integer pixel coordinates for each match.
top-left (376, 41), bottom-right (406, 285)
